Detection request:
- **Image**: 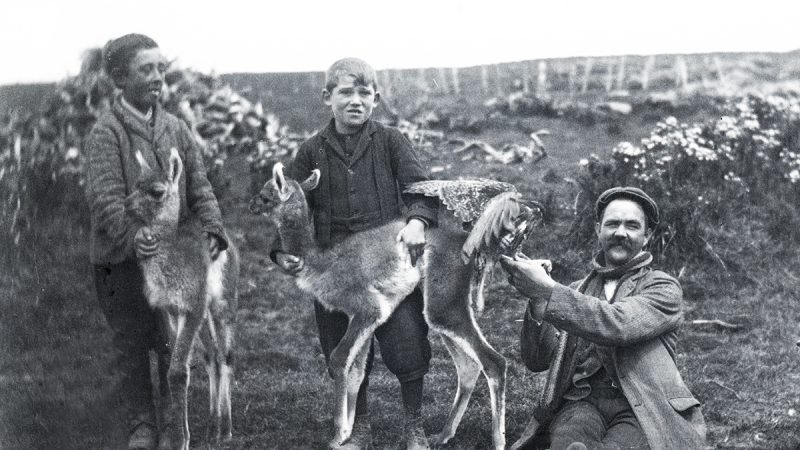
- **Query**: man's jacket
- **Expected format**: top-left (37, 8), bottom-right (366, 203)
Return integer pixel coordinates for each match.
top-left (511, 266), bottom-right (707, 450)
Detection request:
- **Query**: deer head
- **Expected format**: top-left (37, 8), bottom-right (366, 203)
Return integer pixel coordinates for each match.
top-left (249, 163), bottom-right (320, 215)
top-left (126, 147), bottom-right (183, 231)
top-left (250, 163), bottom-right (320, 255)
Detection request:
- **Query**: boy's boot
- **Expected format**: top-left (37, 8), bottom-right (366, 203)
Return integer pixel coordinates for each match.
top-left (128, 412), bottom-right (158, 450)
top-left (329, 414), bottom-right (374, 450)
top-left (402, 408), bottom-right (429, 450)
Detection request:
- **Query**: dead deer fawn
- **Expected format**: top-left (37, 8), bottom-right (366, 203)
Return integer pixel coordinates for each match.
top-left (251, 163), bottom-right (540, 450)
top-left (128, 148), bottom-right (239, 450)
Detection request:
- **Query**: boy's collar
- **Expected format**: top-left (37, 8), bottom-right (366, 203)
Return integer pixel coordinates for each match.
top-left (324, 118), bottom-right (376, 136)
top-left (119, 95), bottom-right (153, 123)
top-left (321, 119), bottom-right (379, 163)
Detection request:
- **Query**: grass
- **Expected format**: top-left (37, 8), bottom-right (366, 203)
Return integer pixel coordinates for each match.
top-left (2, 105), bottom-right (799, 449)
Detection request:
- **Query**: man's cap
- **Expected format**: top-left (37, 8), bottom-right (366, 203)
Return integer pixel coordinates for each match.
top-left (595, 186), bottom-right (659, 228)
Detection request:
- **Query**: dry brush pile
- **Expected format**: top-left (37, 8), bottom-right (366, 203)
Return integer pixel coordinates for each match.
top-left (0, 48), bottom-right (302, 250)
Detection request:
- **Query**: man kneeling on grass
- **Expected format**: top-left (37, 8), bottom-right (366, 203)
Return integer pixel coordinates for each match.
top-left (500, 187), bottom-right (706, 450)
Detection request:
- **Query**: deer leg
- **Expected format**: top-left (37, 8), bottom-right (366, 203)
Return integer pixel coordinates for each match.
top-left (429, 334), bottom-right (482, 446)
top-left (156, 311), bottom-right (172, 431)
top-left (213, 311), bottom-right (235, 442)
top-left (159, 309), bottom-right (205, 450)
top-left (449, 325), bottom-right (507, 450)
top-left (198, 316), bottom-right (221, 444)
top-left (327, 312), bottom-right (382, 447)
top-left (425, 246), bottom-right (506, 449)
top-left (346, 337), bottom-right (371, 429)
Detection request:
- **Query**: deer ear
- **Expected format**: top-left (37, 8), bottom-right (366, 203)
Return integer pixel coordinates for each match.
top-left (272, 162), bottom-right (292, 201)
top-left (300, 169), bottom-right (321, 192)
top-left (168, 148), bottom-right (183, 185)
top-left (134, 150), bottom-right (153, 174)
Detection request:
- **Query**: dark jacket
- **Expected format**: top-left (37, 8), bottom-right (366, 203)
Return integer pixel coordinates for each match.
top-left (283, 119), bottom-right (437, 248)
top-left (512, 267), bottom-right (707, 450)
top-left (85, 96), bottom-right (226, 265)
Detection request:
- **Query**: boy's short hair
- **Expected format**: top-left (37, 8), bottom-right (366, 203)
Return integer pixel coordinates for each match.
top-left (103, 33), bottom-right (159, 80)
top-left (325, 58), bottom-right (378, 92)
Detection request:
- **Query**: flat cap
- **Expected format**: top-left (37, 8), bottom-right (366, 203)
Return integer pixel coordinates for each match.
top-left (595, 186), bottom-right (659, 228)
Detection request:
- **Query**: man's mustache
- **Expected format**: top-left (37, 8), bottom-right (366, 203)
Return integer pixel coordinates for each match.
top-left (609, 238), bottom-right (631, 249)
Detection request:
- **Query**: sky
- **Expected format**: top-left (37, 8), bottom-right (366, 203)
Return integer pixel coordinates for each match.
top-left (1, 0), bottom-right (799, 85)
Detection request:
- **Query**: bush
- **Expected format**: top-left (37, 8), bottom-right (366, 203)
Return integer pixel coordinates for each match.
top-left (0, 48), bottom-right (295, 250)
top-left (568, 92), bottom-right (800, 292)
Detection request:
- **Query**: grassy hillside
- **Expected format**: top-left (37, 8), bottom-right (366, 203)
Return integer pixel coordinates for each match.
top-left (2, 50), bottom-right (800, 449)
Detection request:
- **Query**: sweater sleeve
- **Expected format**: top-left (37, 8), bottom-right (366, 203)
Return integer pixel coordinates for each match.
top-left (544, 273), bottom-right (683, 347)
top-left (85, 124), bottom-right (139, 259)
top-left (179, 121), bottom-right (228, 250)
top-left (386, 128), bottom-right (438, 226)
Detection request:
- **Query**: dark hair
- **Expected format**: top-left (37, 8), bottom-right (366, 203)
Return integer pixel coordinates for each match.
top-left (595, 186), bottom-right (660, 229)
top-left (103, 33), bottom-right (159, 79)
top-left (324, 57), bottom-right (378, 92)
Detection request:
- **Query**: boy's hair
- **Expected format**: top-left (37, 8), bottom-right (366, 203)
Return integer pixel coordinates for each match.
top-left (325, 58), bottom-right (378, 92)
top-left (103, 33), bottom-right (159, 80)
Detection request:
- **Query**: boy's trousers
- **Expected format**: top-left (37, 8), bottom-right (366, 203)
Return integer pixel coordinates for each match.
top-left (313, 287), bottom-right (431, 384)
top-left (93, 259), bottom-right (169, 421)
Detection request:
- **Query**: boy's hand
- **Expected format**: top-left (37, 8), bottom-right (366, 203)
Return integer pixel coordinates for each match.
top-left (275, 252), bottom-right (304, 276)
top-left (134, 226), bottom-right (160, 259)
top-left (396, 218), bottom-right (426, 266)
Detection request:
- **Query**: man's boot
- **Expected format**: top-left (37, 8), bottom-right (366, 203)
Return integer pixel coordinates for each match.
top-left (403, 409), bottom-right (429, 450)
top-left (329, 414), bottom-right (374, 450)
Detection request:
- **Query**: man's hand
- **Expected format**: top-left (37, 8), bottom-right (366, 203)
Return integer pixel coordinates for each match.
top-left (134, 226), bottom-right (160, 259)
top-left (275, 252), bottom-right (304, 276)
top-left (396, 218), bottom-right (426, 266)
top-left (499, 254), bottom-right (555, 300)
top-left (206, 232), bottom-right (221, 260)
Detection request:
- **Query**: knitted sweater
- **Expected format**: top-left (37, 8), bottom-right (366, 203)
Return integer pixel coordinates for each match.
top-left (85, 96), bottom-right (226, 265)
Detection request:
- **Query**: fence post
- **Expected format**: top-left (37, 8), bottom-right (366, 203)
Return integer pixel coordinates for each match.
top-left (494, 64), bottom-right (504, 97)
top-left (605, 58), bottom-right (614, 92)
top-left (537, 60), bottom-right (547, 95)
top-left (616, 55), bottom-right (626, 91)
top-left (713, 56), bottom-right (727, 86)
top-left (450, 67), bottom-right (461, 95)
top-left (641, 55), bottom-right (655, 90)
top-left (675, 55), bottom-right (688, 91)
top-left (522, 62), bottom-right (531, 94)
top-left (417, 67), bottom-right (427, 92)
top-left (437, 67), bottom-right (450, 93)
top-left (381, 69), bottom-right (392, 99)
top-left (481, 65), bottom-right (490, 95)
top-left (568, 63), bottom-right (577, 97)
top-left (582, 58), bottom-right (593, 93)
top-left (306, 72), bottom-right (317, 94)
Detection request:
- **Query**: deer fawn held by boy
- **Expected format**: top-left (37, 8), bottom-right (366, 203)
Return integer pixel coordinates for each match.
top-left (251, 163), bottom-right (541, 450)
top-left (128, 148), bottom-right (239, 450)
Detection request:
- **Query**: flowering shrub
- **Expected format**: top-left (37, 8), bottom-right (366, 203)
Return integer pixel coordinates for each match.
top-left (571, 92), bottom-right (800, 290)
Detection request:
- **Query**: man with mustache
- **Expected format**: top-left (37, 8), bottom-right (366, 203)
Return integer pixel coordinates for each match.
top-left (500, 187), bottom-right (706, 450)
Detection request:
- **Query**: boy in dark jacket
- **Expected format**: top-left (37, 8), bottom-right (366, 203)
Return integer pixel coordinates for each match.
top-left (273, 58), bottom-right (437, 449)
top-left (85, 33), bottom-right (228, 450)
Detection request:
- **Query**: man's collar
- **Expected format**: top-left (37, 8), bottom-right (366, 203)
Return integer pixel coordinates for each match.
top-left (592, 251), bottom-right (652, 280)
